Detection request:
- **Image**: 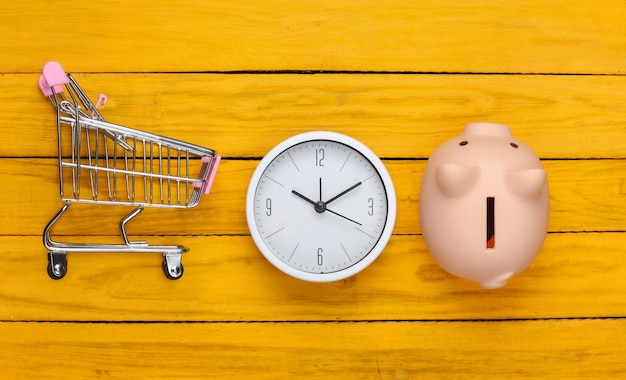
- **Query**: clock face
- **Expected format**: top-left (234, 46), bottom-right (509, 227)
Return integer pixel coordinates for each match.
top-left (246, 131), bottom-right (396, 282)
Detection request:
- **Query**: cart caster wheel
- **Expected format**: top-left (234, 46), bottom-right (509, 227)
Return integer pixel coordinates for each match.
top-left (162, 258), bottom-right (184, 280)
top-left (47, 252), bottom-right (67, 280)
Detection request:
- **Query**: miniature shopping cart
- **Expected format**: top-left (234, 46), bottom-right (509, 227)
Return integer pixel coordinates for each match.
top-left (39, 61), bottom-right (221, 280)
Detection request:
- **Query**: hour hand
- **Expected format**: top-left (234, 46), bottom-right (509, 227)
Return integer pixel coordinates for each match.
top-left (292, 189), bottom-right (328, 214)
top-left (291, 190), bottom-right (316, 206)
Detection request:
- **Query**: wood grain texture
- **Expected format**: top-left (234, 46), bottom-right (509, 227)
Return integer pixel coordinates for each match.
top-left (1, 320), bottom-right (625, 379)
top-left (2, 73), bottom-right (626, 159)
top-left (1, 1), bottom-right (625, 73)
top-left (1, 233), bottom-right (624, 321)
top-left (1, 0), bottom-right (625, 378)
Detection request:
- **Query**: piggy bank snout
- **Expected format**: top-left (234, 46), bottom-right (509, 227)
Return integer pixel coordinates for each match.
top-left (464, 122), bottom-right (512, 137)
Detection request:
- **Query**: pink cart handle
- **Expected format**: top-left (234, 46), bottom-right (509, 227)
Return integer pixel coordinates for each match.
top-left (193, 155), bottom-right (221, 195)
top-left (39, 61), bottom-right (69, 97)
top-left (202, 155), bottom-right (221, 194)
top-left (43, 61), bottom-right (69, 86)
top-left (38, 75), bottom-right (56, 97)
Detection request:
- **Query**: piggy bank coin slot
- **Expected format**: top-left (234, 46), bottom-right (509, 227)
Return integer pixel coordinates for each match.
top-left (486, 197), bottom-right (495, 249)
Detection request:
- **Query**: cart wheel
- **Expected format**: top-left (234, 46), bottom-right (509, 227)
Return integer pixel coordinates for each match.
top-left (162, 258), bottom-right (184, 280)
top-left (47, 252), bottom-right (67, 280)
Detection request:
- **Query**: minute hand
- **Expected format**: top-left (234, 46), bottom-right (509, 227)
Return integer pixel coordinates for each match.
top-left (325, 182), bottom-right (362, 205)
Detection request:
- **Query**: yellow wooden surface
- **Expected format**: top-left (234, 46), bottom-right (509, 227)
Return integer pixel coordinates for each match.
top-left (2, 1), bottom-right (626, 74)
top-left (1, 320), bottom-right (625, 379)
top-left (1, 0), bottom-right (625, 378)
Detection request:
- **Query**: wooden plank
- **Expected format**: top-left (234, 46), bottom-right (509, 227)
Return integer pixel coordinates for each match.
top-left (5, 73), bottom-right (626, 159)
top-left (1, 1), bottom-right (625, 74)
top-left (1, 319), bottom-right (624, 379)
top-left (1, 233), bottom-right (624, 322)
top-left (0, 158), bottom-right (623, 236)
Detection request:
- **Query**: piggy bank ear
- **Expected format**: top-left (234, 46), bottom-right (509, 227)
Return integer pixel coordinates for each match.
top-left (435, 164), bottom-right (479, 197)
top-left (505, 168), bottom-right (547, 199)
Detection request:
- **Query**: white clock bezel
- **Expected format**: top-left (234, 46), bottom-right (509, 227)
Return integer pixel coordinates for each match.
top-left (245, 131), bottom-right (396, 282)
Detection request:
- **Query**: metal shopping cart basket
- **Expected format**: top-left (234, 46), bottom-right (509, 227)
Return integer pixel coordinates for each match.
top-left (38, 61), bottom-right (221, 280)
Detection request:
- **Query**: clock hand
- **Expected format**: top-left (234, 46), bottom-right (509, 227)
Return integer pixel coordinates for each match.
top-left (325, 181), bottom-right (362, 205)
top-left (292, 189), bottom-right (328, 213)
top-left (292, 177), bottom-right (322, 206)
top-left (319, 177), bottom-right (323, 202)
top-left (325, 208), bottom-right (362, 225)
top-left (292, 189), bottom-right (316, 206)
top-left (323, 181), bottom-right (363, 225)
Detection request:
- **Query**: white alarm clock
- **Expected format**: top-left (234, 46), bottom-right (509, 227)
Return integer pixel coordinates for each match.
top-left (246, 131), bottom-right (396, 282)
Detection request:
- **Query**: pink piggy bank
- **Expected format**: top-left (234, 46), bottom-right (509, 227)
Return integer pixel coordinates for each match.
top-left (419, 123), bottom-right (549, 289)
